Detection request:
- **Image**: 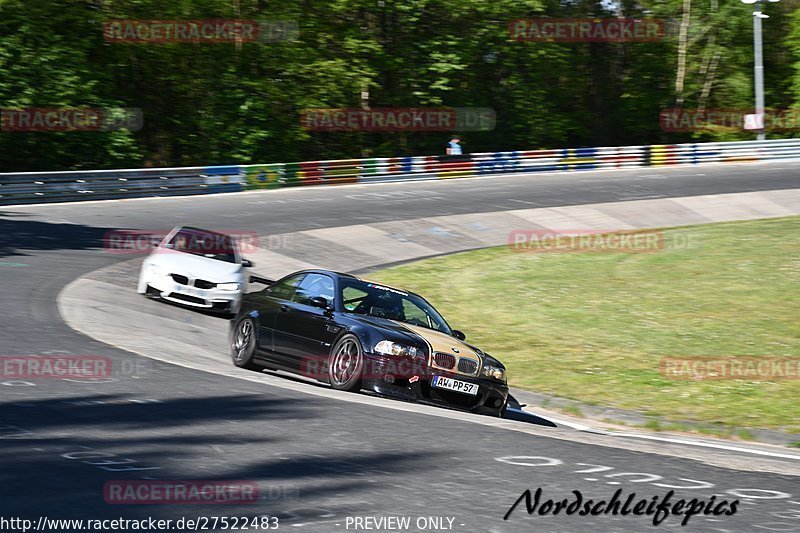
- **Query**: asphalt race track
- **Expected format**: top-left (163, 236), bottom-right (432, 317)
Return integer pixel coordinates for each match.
top-left (2, 162), bottom-right (800, 533)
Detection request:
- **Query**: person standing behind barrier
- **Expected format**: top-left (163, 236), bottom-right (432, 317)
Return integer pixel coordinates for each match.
top-left (447, 136), bottom-right (462, 155)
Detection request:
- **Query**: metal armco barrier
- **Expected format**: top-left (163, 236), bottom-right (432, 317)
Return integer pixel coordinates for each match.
top-left (2, 139), bottom-right (800, 205)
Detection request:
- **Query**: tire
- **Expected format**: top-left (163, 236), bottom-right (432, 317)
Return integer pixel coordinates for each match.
top-left (231, 317), bottom-right (261, 371)
top-left (327, 334), bottom-right (364, 392)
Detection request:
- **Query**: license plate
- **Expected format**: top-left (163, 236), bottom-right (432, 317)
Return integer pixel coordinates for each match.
top-left (176, 285), bottom-right (205, 298)
top-left (432, 375), bottom-right (479, 396)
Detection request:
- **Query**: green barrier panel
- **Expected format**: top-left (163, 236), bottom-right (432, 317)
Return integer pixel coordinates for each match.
top-left (244, 163), bottom-right (284, 189)
top-left (358, 159), bottom-right (381, 181)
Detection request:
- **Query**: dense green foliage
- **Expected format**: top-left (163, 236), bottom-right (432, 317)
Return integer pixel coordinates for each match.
top-left (0, 0), bottom-right (798, 171)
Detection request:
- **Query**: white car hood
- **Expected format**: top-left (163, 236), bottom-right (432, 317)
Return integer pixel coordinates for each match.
top-left (147, 250), bottom-right (244, 281)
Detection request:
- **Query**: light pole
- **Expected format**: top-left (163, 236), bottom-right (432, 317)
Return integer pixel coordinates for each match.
top-left (742, 0), bottom-right (780, 141)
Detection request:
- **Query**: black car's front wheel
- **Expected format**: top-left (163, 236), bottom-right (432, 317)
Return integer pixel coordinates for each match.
top-left (328, 334), bottom-right (364, 392)
top-left (231, 317), bottom-right (261, 371)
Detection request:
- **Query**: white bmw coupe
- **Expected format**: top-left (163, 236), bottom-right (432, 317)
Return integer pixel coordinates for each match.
top-left (137, 226), bottom-right (254, 315)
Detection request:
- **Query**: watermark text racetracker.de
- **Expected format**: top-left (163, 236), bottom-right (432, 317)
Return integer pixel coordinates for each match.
top-left (509, 18), bottom-right (665, 42)
top-left (508, 229), bottom-right (699, 254)
top-left (0, 108), bottom-right (142, 132)
top-left (660, 108), bottom-right (800, 132)
top-left (660, 356), bottom-right (800, 381)
top-left (0, 515), bottom-right (280, 532)
top-left (0, 354), bottom-right (156, 381)
top-left (104, 19), bottom-right (298, 43)
top-left (301, 354), bottom-right (430, 382)
top-left (300, 107), bottom-right (495, 132)
top-left (103, 229), bottom-right (282, 255)
top-left (104, 480), bottom-right (264, 504)
top-left (0, 355), bottom-right (110, 379)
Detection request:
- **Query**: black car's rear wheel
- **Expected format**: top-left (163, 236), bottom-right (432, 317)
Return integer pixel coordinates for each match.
top-left (328, 334), bottom-right (363, 392)
top-left (231, 317), bottom-right (261, 371)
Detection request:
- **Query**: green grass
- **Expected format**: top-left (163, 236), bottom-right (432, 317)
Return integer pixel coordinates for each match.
top-left (370, 217), bottom-right (800, 433)
top-left (560, 405), bottom-right (584, 418)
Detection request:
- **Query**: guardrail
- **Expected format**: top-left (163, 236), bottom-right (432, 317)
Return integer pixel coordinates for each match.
top-left (2, 139), bottom-right (800, 205)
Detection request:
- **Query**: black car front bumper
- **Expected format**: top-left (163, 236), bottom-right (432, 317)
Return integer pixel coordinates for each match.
top-left (361, 352), bottom-right (509, 416)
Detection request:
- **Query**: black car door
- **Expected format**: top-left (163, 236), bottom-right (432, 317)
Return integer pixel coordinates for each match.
top-left (271, 273), bottom-right (339, 374)
top-left (252, 273), bottom-right (307, 367)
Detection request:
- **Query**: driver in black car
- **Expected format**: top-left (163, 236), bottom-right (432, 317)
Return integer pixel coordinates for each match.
top-left (359, 291), bottom-right (406, 321)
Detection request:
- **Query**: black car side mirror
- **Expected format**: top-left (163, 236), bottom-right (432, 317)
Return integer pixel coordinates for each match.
top-left (452, 330), bottom-right (466, 341)
top-left (241, 259), bottom-right (254, 268)
top-left (309, 296), bottom-right (331, 310)
top-left (249, 275), bottom-right (273, 286)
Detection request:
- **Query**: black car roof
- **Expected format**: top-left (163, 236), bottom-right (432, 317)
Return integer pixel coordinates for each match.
top-left (295, 268), bottom-right (357, 279)
top-left (298, 269), bottom-right (423, 299)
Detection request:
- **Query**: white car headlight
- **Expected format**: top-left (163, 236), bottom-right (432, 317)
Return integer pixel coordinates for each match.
top-left (146, 264), bottom-right (163, 276)
top-left (374, 340), bottom-right (422, 358)
top-left (482, 364), bottom-right (506, 381)
top-left (217, 282), bottom-right (241, 291)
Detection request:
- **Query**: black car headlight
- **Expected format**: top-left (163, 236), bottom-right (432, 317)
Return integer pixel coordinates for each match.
top-left (374, 340), bottom-right (422, 358)
top-left (482, 363), bottom-right (506, 381)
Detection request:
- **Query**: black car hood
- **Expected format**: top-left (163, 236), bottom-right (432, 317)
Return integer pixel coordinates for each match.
top-left (345, 314), bottom-right (485, 366)
top-left (346, 314), bottom-right (424, 345)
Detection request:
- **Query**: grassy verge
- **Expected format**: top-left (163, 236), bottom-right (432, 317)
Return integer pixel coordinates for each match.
top-left (370, 217), bottom-right (800, 433)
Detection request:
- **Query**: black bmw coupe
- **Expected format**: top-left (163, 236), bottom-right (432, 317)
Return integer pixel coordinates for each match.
top-left (230, 269), bottom-right (509, 416)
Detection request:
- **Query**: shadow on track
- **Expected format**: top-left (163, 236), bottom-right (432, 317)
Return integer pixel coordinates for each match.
top-left (0, 211), bottom-right (114, 258)
top-left (0, 392), bottom-right (440, 521)
top-left (0, 393), bottom-right (316, 431)
top-left (503, 395), bottom-right (558, 427)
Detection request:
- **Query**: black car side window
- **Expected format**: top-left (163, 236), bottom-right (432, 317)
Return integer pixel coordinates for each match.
top-left (293, 273), bottom-right (335, 306)
top-left (342, 287), bottom-right (368, 312)
top-left (268, 274), bottom-right (306, 301)
top-left (402, 300), bottom-right (434, 329)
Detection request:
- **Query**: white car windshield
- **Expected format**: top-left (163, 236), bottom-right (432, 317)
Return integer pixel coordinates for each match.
top-left (163, 228), bottom-right (238, 263)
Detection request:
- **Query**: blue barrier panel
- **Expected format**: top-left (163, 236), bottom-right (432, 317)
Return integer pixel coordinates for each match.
top-left (571, 147), bottom-right (598, 170)
top-left (500, 151), bottom-right (520, 172)
top-left (558, 148), bottom-right (590, 171)
top-left (476, 159), bottom-right (493, 174)
top-left (476, 152), bottom-right (521, 174)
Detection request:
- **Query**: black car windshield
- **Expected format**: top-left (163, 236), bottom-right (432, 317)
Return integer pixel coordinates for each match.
top-left (163, 228), bottom-right (238, 263)
top-left (340, 279), bottom-right (451, 335)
